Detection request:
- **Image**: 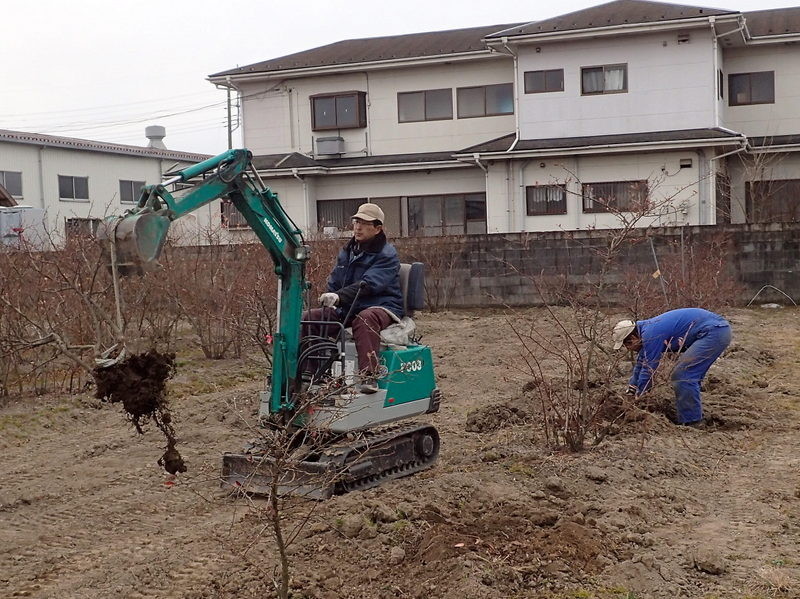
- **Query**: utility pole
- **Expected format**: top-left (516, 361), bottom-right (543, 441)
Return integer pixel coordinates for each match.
top-left (226, 85), bottom-right (233, 150)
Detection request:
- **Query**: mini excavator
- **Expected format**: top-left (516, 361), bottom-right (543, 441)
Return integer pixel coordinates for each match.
top-left (99, 149), bottom-right (440, 499)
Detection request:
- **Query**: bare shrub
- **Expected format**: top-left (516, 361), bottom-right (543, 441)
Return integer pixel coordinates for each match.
top-left (161, 227), bottom-right (259, 359)
top-left (0, 231), bottom-right (123, 395)
top-left (222, 383), bottom-right (360, 599)
top-left (621, 233), bottom-right (742, 317)
top-left (305, 235), bottom-right (341, 296)
top-left (506, 179), bottom-right (685, 450)
top-left (396, 235), bottom-right (462, 312)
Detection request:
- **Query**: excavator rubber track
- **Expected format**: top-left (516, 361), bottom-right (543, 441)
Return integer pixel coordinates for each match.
top-left (221, 421), bottom-right (439, 500)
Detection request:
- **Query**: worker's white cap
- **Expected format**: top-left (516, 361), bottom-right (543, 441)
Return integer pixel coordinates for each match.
top-left (351, 203), bottom-right (384, 224)
top-left (612, 319), bottom-right (637, 350)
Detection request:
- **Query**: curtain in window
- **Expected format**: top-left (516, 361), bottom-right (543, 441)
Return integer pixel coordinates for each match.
top-left (582, 68), bottom-right (604, 93)
top-left (605, 66), bottom-right (625, 91)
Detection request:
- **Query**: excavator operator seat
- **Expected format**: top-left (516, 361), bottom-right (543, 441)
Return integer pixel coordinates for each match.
top-left (399, 262), bottom-right (425, 318)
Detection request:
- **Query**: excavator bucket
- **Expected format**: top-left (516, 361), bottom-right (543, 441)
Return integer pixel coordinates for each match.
top-left (97, 212), bottom-right (171, 275)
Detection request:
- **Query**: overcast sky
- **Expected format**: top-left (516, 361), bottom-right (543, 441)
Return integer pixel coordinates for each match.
top-left (1, 0), bottom-right (796, 155)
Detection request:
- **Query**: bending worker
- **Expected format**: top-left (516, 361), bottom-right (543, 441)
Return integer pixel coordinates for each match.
top-left (612, 308), bottom-right (732, 425)
top-left (304, 203), bottom-right (403, 394)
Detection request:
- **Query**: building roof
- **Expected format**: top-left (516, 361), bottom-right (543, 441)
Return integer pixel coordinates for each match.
top-left (749, 134), bottom-right (800, 149)
top-left (212, 2), bottom-right (800, 81)
top-left (251, 129), bottom-right (745, 174)
top-left (459, 127), bottom-right (744, 154)
top-left (253, 150), bottom-right (462, 172)
top-left (744, 7), bottom-right (800, 36)
top-left (487, 1), bottom-right (737, 39)
top-left (209, 24), bottom-right (521, 78)
top-left (0, 129), bottom-right (210, 162)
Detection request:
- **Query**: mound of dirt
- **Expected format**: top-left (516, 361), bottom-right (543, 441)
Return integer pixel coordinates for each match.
top-left (465, 403), bottom-right (529, 432)
top-left (92, 350), bottom-right (186, 474)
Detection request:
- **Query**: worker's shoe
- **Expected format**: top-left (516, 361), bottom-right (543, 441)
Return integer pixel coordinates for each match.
top-left (359, 376), bottom-right (379, 394)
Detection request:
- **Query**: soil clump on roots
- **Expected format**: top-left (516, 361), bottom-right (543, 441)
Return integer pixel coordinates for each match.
top-left (92, 350), bottom-right (186, 474)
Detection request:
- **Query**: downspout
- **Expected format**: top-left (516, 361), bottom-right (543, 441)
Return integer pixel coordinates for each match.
top-left (37, 146), bottom-right (45, 210)
top-left (518, 160), bottom-right (531, 232)
top-left (500, 37), bottom-right (521, 152)
top-left (710, 17), bottom-right (720, 128)
top-left (472, 153), bottom-right (491, 231)
top-left (292, 168), bottom-right (310, 231)
top-left (711, 15), bottom-right (747, 129)
top-left (701, 137), bottom-right (748, 225)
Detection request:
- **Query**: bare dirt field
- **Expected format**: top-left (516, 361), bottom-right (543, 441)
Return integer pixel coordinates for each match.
top-left (2, 307), bottom-right (799, 599)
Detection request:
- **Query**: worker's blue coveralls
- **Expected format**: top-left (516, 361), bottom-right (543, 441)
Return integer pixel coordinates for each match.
top-left (629, 308), bottom-right (732, 424)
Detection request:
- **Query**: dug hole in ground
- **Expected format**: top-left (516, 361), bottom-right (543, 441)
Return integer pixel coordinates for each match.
top-left (1, 307), bottom-right (799, 599)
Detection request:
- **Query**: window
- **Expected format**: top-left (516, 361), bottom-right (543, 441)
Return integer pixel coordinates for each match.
top-left (581, 64), bottom-right (627, 95)
top-left (220, 199), bottom-right (249, 229)
top-left (524, 69), bottom-right (564, 94)
top-left (311, 91), bottom-right (367, 131)
top-left (526, 185), bottom-right (567, 215)
top-left (582, 180), bottom-right (647, 213)
top-left (407, 193), bottom-right (486, 236)
top-left (65, 217), bottom-right (100, 239)
top-left (119, 179), bottom-right (145, 204)
top-left (317, 198), bottom-right (365, 231)
top-left (58, 175), bottom-right (89, 201)
top-left (746, 179), bottom-right (800, 222)
top-left (0, 171), bottom-right (22, 197)
top-left (729, 71), bottom-right (774, 106)
top-left (398, 89), bottom-right (453, 122)
top-left (457, 83), bottom-right (513, 118)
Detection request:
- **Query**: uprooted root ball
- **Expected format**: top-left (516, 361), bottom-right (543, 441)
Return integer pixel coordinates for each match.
top-left (93, 350), bottom-right (186, 474)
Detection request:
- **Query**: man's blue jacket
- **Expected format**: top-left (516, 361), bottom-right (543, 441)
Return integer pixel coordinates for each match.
top-left (629, 307), bottom-right (730, 393)
top-left (326, 231), bottom-right (403, 323)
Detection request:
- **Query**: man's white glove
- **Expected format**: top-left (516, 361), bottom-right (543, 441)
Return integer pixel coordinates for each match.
top-left (319, 292), bottom-right (339, 308)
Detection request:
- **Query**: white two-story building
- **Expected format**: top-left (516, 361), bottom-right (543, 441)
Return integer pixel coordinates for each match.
top-left (207, 0), bottom-right (800, 237)
top-left (0, 127), bottom-right (209, 244)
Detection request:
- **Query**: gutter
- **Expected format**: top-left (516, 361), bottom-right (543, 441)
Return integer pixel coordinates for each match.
top-left (209, 50), bottom-right (501, 84)
top-left (484, 14), bottom-right (741, 47)
top-left (257, 159), bottom-right (472, 178)
top-left (453, 135), bottom-right (747, 161)
top-left (708, 139), bottom-right (748, 162)
top-left (745, 33), bottom-right (800, 45)
top-left (749, 143), bottom-right (800, 154)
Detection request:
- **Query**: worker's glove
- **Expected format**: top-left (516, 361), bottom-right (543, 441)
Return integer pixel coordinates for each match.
top-left (625, 384), bottom-right (638, 396)
top-left (319, 292), bottom-right (339, 308)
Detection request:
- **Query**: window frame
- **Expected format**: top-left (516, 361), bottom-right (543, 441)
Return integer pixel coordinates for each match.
top-left (220, 198), bottom-right (250, 229)
top-left (119, 179), bottom-right (146, 204)
top-left (64, 217), bottom-right (100, 239)
top-left (524, 69), bottom-right (565, 94)
top-left (728, 71), bottom-right (775, 107)
top-left (397, 88), bottom-right (453, 123)
top-left (310, 91), bottom-right (367, 131)
top-left (456, 83), bottom-right (514, 119)
top-left (407, 192), bottom-right (487, 236)
top-left (580, 63), bottom-right (628, 96)
top-left (745, 179), bottom-right (800, 223)
top-left (0, 170), bottom-right (23, 197)
top-left (58, 175), bottom-right (89, 202)
top-left (581, 180), bottom-right (648, 214)
top-left (526, 184), bottom-right (567, 216)
top-left (316, 198), bottom-right (367, 233)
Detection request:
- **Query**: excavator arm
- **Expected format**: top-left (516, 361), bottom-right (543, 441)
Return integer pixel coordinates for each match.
top-left (101, 149), bottom-right (309, 416)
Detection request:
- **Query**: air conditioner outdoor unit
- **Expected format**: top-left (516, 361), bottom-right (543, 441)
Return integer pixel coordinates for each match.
top-left (316, 136), bottom-right (345, 156)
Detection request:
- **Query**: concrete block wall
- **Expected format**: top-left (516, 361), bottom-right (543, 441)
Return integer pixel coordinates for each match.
top-left (393, 223), bottom-right (800, 308)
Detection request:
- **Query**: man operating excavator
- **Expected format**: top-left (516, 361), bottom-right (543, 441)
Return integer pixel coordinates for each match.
top-left (303, 202), bottom-right (403, 394)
